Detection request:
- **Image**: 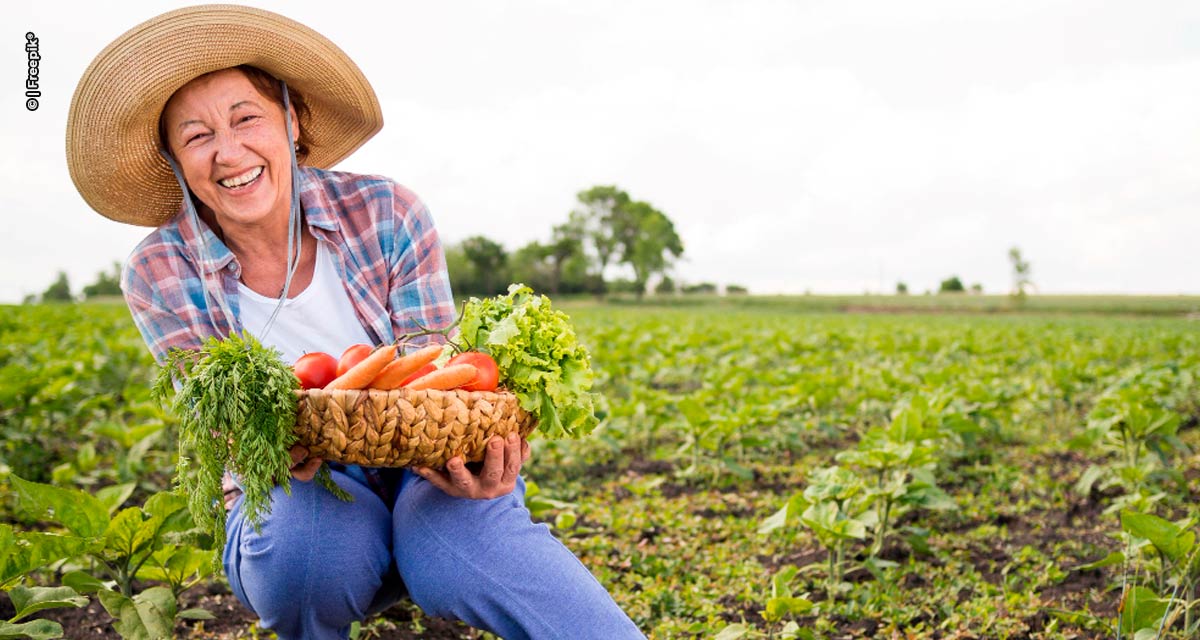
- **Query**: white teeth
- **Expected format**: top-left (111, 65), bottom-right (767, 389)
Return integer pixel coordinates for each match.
top-left (218, 166), bottom-right (263, 188)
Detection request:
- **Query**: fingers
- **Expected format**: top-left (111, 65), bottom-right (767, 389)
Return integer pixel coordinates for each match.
top-left (500, 433), bottom-right (522, 487)
top-left (413, 466), bottom-right (455, 495)
top-left (292, 456), bottom-right (322, 482)
top-left (413, 435), bottom-right (528, 499)
top-left (480, 436), bottom-right (507, 489)
top-left (289, 444), bottom-right (309, 466)
top-left (416, 457), bottom-right (476, 496)
top-left (446, 457), bottom-right (475, 493)
top-left (288, 444), bottom-right (321, 482)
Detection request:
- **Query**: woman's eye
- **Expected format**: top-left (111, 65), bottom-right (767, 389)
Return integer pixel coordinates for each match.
top-left (238, 115), bottom-right (259, 124)
top-left (185, 132), bottom-right (209, 145)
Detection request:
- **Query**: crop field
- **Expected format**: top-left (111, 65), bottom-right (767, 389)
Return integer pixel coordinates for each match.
top-left (2, 300), bottom-right (1199, 639)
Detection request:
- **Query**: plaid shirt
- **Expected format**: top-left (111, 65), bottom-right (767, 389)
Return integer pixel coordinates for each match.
top-left (122, 166), bottom-right (456, 504)
top-left (122, 165), bottom-right (455, 362)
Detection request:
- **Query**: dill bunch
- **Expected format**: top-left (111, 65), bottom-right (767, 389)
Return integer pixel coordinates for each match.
top-left (153, 331), bottom-right (350, 556)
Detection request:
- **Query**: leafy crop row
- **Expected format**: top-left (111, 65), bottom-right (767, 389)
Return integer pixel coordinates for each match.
top-left (1, 302), bottom-right (1198, 638)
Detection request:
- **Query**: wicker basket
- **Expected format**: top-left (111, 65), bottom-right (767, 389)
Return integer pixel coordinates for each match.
top-left (294, 388), bottom-right (537, 468)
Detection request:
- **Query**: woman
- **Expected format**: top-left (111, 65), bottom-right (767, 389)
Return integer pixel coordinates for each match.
top-left (66, 5), bottom-right (643, 639)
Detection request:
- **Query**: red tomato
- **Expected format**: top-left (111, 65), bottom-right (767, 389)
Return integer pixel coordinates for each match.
top-left (447, 352), bottom-right (500, 392)
top-left (336, 344), bottom-right (373, 377)
top-left (294, 352), bottom-right (338, 389)
top-left (398, 363), bottom-right (437, 387)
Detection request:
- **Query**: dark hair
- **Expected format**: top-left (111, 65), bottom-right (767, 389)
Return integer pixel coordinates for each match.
top-left (158, 64), bottom-right (311, 162)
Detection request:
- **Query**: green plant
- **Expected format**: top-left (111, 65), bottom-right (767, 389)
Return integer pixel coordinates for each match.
top-left (760, 566), bottom-right (813, 631)
top-left (153, 331), bottom-right (350, 556)
top-left (1116, 511), bottom-right (1198, 638)
top-left (760, 466), bottom-right (871, 595)
top-left (1074, 368), bottom-right (1186, 514)
top-left (835, 396), bottom-right (956, 557)
top-left (0, 585), bottom-right (87, 639)
top-left (3, 475), bottom-right (215, 638)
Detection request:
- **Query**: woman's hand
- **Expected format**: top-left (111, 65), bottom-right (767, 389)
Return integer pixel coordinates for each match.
top-left (222, 445), bottom-right (322, 510)
top-left (288, 444), bottom-right (322, 481)
top-left (414, 433), bottom-right (531, 499)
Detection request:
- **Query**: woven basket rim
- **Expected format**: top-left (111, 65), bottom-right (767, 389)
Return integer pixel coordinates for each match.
top-left (296, 387), bottom-right (521, 399)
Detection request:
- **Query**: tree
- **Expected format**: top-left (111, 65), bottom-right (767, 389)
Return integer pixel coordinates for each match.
top-left (896, 282), bottom-right (909, 295)
top-left (444, 243), bottom-right (476, 296)
top-left (683, 282), bottom-right (718, 295)
top-left (41, 271), bottom-right (73, 302)
top-left (655, 276), bottom-right (676, 295)
top-left (621, 201), bottom-right (684, 298)
top-left (460, 235), bottom-right (508, 296)
top-left (507, 241), bottom-right (555, 294)
top-left (574, 186), bottom-right (632, 290)
top-left (1008, 247), bottom-right (1033, 301)
top-left (82, 262), bottom-right (123, 298)
top-left (938, 276), bottom-right (965, 294)
top-left (970, 283), bottom-right (983, 294)
top-left (547, 212), bottom-right (588, 294)
top-left (726, 284), bottom-right (748, 295)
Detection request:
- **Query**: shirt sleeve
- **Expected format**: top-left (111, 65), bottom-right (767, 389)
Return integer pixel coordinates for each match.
top-left (121, 254), bottom-right (208, 365)
top-left (385, 188), bottom-right (456, 346)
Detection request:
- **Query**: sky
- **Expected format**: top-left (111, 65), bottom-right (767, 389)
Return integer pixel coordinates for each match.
top-left (2, 0), bottom-right (1198, 302)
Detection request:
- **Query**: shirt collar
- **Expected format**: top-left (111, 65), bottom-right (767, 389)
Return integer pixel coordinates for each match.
top-left (297, 166), bottom-right (340, 233)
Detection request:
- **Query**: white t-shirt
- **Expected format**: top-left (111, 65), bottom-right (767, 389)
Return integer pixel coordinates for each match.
top-left (237, 239), bottom-right (374, 364)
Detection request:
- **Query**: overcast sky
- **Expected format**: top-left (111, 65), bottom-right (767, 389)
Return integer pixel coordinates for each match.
top-left (3, 0), bottom-right (1198, 302)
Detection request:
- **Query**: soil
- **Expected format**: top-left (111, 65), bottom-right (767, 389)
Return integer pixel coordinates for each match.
top-left (0, 582), bottom-right (482, 639)
top-left (8, 442), bottom-right (1192, 638)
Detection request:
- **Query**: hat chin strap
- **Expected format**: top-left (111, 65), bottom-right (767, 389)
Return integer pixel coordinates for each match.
top-left (158, 79), bottom-right (303, 344)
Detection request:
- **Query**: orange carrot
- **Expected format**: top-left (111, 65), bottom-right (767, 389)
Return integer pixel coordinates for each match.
top-left (397, 363), bottom-right (436, 387)
top-left (404, 363), bottom-right (478, 391)
top-left (369, 344), bottom-right (444, 390)
top-left (324, 345), bottom-right (397, 390)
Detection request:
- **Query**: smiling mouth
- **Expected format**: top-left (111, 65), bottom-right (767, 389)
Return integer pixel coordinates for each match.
top-left (218, 166), bottom-right (264, 190)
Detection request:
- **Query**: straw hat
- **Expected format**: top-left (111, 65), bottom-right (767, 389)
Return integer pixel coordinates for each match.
top-left (66, 4), bottom-right (383, 227)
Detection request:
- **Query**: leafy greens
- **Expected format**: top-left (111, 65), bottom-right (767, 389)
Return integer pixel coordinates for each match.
top-left (152, 331), bottom-right (348, 556)
top-left (454, 284), bottom-right (600, 438)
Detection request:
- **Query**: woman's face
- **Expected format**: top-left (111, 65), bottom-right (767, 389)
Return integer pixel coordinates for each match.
top-left (161, 68), bottom-right (299, 231)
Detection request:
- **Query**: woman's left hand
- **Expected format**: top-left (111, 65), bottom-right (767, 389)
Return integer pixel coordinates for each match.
top-left (414, 433), bottom-right (531, 499)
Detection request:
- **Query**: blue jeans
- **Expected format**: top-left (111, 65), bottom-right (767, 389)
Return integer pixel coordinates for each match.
top-left (223, 469), bottom-right (644, 640)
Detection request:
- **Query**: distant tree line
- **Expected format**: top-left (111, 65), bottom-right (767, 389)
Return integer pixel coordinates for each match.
top-left (25, 184), bottom-right (784, 304)
top-left (26, 263), bottom-right (122, 304)
top-left (447, 185), bottom-right (693, 298)
top-left (892, 248), bottom-right (1033, 297)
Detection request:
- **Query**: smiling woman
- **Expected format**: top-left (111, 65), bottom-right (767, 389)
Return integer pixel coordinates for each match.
top-left (158, 67), bottom-right (319, 299)
top-left (64, 4), bottom-right (644, 640)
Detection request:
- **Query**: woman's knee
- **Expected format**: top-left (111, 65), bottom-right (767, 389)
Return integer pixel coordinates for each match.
top-left (226, 472), bottom-right (393, 634)
top-left (389, 476), bottom-right (540, 609)
top-left (391, 476), bottom-right (642, 639)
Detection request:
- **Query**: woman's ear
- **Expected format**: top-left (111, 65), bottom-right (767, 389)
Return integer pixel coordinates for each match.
top-left (288, 103), bottom-right (300, 143)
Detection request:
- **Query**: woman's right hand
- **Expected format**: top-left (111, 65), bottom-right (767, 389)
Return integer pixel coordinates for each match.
top-left (223, 444), bottom-right (322, 510)
top-left (288, 444), bottom-right (323, 481)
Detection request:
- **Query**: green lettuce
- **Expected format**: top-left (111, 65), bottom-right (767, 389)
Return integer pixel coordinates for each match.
top-left (455, 284), bottom-right (599, 438)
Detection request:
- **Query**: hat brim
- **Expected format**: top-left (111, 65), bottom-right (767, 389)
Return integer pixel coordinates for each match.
top-left (67, 4), bottom-right (383, 227)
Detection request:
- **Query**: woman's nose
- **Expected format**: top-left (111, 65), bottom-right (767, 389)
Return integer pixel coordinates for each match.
top-left (212, 128), bottom-right (246, 164)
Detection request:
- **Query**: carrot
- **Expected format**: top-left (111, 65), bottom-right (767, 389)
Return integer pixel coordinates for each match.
top-left (397, 363), bottom-right (436, 388)
top-left (404, 363), bottom-right (478, 391)
top-left (369, 344), bottom-right (444, 390)
top-left (324, 345), bottom-right (397, 390)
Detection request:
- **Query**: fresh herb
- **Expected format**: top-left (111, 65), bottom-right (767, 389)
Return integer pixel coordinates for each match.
top-left (454, 284), bottom-right (600, 438)
top-left (152, 332), bottom-right (350, 554)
